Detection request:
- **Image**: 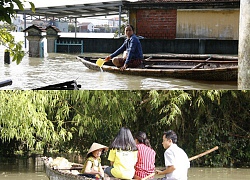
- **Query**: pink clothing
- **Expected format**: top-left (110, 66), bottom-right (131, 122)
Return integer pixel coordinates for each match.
top-left (135, 144), bottom-right (156, 178)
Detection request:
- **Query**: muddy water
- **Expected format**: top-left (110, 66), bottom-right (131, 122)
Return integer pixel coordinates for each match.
top-left (0, 157), bottom-right (249, 180)
top-left (0, 52), bottom-right (237, 90)
top-left (1, 32), bottom-right (238, 90)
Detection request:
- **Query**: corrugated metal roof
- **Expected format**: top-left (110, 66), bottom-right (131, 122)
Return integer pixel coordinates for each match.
top-left (15, 0), bottom-right (129, 20)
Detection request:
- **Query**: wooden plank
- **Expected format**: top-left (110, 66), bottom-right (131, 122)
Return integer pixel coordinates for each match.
top-left (144, 59), bottom-right (238, 64)
top-left (144, 54), bottom-right (238, 60)
top-left (145, 65), bottom-right (193, 69)
top-left (192, 57), bottom-right (212, 69)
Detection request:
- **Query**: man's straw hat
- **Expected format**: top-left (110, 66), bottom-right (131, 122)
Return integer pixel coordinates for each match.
top-left (87, 142), bottom-right (109, 155)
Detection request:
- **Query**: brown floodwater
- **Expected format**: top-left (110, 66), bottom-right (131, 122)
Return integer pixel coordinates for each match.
top-left (0, 51), bottom-right (237, 90)
top-left (1, 32), bottom-right (238, 90)
top-left (0, 157), bottom-right (249, 180)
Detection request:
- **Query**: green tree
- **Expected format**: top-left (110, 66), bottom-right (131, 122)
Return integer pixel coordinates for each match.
top-left (0, 22), bottom-right (16, 31)
top-left (114, 17), bottom-right (127, 37)
top-left (68, 24), bottom-right (79, 32)
top-left (0, 91), bottom-right (62, 155)
top-left (0, 0), bottom-right (35, 64)
top-left (0, 91), bottom-right (140, 155)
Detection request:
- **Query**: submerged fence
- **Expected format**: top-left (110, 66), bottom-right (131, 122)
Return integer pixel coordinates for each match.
top-left (54, 37), bottom-right (238, 55)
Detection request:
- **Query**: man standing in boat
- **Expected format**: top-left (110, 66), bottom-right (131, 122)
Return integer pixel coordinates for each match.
top-left (104, 24), bottom-right (144, 71)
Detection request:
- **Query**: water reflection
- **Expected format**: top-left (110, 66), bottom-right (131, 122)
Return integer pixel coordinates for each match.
top-left (0, 156), bottom-right (47, 180)
top-left (0, 51), bottom-right (238, 90)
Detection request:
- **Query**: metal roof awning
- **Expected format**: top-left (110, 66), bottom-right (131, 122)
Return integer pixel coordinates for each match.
top-left (15, 0), bottom-right (130, 20)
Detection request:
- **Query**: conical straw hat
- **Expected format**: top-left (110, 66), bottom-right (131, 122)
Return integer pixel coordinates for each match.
top-left (87, 142), bottom-right (108, 155)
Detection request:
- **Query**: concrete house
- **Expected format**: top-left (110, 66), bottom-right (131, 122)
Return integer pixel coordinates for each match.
top-left (78, 22), bottom-right (94, 32)
top-left (124, 0), bottom-right (240, 40)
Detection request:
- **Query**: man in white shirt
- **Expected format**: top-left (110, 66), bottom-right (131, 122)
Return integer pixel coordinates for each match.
top-left (156, 130), bottom-right (190, 180)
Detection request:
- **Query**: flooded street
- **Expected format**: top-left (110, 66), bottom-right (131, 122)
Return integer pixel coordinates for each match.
top-left (0, 52), bottom-right (237, 90)
top-left (0, 32), bottom-right (238, 90)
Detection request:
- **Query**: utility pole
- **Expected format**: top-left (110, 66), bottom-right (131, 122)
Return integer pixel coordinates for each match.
top-left (238, 0), bottom-right (250, 89)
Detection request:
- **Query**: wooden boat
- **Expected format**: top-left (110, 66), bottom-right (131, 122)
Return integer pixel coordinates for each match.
top-left (43, 157), bottom-right (154, 180)
top-left (43, 147), bottom-right (218, 180)
top-left (33, 80), bottom-right (81, 90)
top-left (43, 157), bottom-right (98, 180)
top-left (77, 54), bottom-right (238, 81)
top-left (0, 79), bottom-right (12, 88)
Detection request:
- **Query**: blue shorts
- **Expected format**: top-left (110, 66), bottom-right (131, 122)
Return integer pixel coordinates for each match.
top-left (104, 166), bottom-right (115, 177)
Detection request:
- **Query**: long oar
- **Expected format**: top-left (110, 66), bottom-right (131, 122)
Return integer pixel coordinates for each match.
top-left (141, 172), bottom-right (155, 180)
top-left (188, 146), bottom-right (219, 161)
top-left (146, 146), bottom-right (219, 180)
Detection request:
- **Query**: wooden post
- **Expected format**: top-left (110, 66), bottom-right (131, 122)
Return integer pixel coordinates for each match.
top-left (238, 0), bottom-right (250, 89)
top-left (4, 51), bottom-right (10, 64)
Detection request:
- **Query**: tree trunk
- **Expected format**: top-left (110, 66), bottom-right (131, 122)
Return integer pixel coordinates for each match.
top-left (238, 0), bottom-right (250, 89)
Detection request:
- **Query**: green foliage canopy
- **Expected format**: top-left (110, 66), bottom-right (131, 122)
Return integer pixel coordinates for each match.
top-left (0, 90), bottom-right (249, 167)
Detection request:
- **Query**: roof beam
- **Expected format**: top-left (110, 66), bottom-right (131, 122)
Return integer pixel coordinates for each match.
top-left (123, 1), bottom-right (240, 10)
top-left (15, 0), bottom-right (128, 19)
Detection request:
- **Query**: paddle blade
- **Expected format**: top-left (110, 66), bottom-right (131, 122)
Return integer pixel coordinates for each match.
top-left (96, 58), bottom-right (105, 67)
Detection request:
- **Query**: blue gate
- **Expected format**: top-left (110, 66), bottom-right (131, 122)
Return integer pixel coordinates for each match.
top-left (55, 39), bottom-right (83, 54)
top-left (40, 41), bottom-right (44, 58)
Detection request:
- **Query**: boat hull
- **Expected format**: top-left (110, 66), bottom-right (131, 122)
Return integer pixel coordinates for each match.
top-left (44, 159), bottom-right (88, 180)
top-left (43, 158), bottom-right (122, 180)
top-left (77, 55), bottom-right (238, 81)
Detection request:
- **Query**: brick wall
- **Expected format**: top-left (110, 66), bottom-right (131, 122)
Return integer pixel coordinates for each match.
top-left (136, 9), bottom-right (177, 39)
top-left (133, 0), bottom-right (239, 39)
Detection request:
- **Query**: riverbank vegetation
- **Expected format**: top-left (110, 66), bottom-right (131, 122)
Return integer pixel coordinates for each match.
top-left (0, 90), bottom-right (249, 168)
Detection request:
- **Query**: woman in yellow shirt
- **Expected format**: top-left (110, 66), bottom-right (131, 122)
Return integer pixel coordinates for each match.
top-left (104, 127), bottom-right (138, 179)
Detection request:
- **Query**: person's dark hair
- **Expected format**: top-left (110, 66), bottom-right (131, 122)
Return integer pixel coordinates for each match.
top-left (126, 24), bottom-right (134, 31)
top-left (135, 131), bottom-right (151, 148)
top-left (163, 130), bottom-right (177, 144)
top-left (110, 127), bottom-right (138, 151)
top-left (86, 152), bottom-right (93, 158)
